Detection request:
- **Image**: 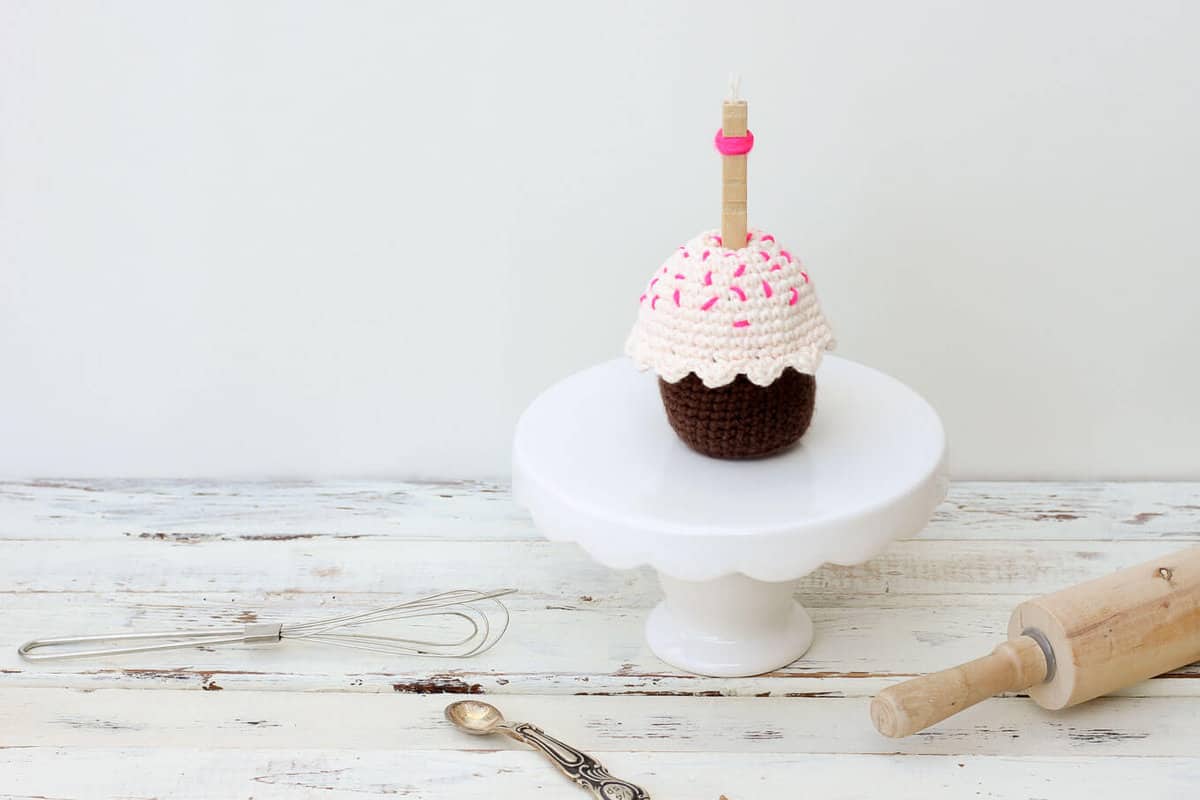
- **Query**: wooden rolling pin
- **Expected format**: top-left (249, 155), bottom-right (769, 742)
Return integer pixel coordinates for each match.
top-left (871, 545), bottom-right (1200, 738)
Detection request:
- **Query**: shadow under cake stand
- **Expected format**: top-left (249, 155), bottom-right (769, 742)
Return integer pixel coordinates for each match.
top-left (512, 356), bottom-right (948, 677)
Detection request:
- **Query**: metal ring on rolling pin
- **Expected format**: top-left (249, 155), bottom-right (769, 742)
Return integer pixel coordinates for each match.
top-left (1021, 627), bottom-right (1057, 682)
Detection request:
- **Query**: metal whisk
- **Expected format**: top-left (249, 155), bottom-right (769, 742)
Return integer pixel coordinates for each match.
top-left (18, 588), bottom-right (515, 661)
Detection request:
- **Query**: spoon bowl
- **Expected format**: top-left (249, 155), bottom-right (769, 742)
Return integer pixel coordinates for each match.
top-left (444, 699), bottom-right (505, 735)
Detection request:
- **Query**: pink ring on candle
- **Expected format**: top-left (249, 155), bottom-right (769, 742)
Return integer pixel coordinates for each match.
top-left (714, 128), bottom-right (755, 156)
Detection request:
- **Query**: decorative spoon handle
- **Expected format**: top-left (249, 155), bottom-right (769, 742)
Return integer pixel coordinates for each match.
top-left (501, 722), bottom-right (650, 799)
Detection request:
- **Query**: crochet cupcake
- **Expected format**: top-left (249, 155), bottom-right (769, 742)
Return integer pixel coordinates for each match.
top-left (625, 229), bottom-right (834, 459)
top-left (625, 84), bottom-right (834, 459)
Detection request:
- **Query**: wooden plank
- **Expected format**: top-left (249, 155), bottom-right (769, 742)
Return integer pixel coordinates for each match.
top-left (4, 537), bottom-right (1198, 597)
top-left (1, 748), bottom-right (1195, 799)
top-left (5, 593), bottom-right (1198, 696)
top-left (8, 688), bottom-right (1200, 757)
top-left (3, 480), bottom-right (1199, 541)
top-left (932, 481), bottom-right (1200, 539)
top-left (0, 478), bottom-right (527, 541)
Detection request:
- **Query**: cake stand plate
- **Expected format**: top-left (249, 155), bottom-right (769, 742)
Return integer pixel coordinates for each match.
top-left (512, 356), bottom-right (948, 677)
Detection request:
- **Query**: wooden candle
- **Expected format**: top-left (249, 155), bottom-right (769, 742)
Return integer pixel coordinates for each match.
top-left (721, 79), bottom-right (749, 249)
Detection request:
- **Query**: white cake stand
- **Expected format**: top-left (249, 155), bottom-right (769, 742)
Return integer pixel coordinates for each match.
top-left (512, 356), bottom-right (948, 677)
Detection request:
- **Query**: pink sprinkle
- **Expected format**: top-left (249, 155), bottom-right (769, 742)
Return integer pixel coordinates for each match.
top-left (761, 234), bottom-right (775, 243)
top-left (801, 271), bottom-right (810, 283)
top-left (682, 250), bottom-right (690, 258)
top-left (745, 232), bottom-right (753, 243)
top-left (730, 285), bottom-right (747, 301)
top-left (788, 287), bottom-right (799, 306)
top-left (701, 296), bottom-right (719, 311)
top-left (703, 271), bottom-right (713, 286)
top-left (701, 250), bottom-right (711, 261)
top-left (762, 280), bottom-right (773, 298)
top-left (769, 264), bottom-right (782, 272)
top-left (649, 277), bottom-right (659, 289)
top-left (674, 273), bottom-right (687, 280)
top-left (733, 319), bottom-right (750, 328)
top-left (672, 289), bottom-right (681, 306)
top-left (780, 249), bottom-right (793, 263)
top-left (650, 295), bottom-right (660, 310)
top-left (733, 263), bottom-right (746, 277)
top-left (758, 250), bottom-right (770, 262)
top-left (713, 235), bottom-right (723, 246)
top-left (661, 266), bottom-right (668, 274)
top-left (639, 294), bottom-right (647, 303)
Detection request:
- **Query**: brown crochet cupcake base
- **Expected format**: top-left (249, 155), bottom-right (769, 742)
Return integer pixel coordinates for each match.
top-left (658, 368), bottom-right (816, 460)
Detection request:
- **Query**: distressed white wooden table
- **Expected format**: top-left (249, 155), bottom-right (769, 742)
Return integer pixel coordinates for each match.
top-left (3, 480), bottom-right (1199, 798)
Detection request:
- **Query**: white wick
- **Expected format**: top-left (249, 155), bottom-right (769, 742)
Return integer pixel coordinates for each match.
top-left (727, 73), bottom-right (741, 102)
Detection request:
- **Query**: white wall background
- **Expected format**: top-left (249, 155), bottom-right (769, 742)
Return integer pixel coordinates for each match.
top-left (2, 1), bottom-right (1198, 480)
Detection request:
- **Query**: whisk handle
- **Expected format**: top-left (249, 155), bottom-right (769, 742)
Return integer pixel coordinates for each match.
top-left (501, 722), bottom-right (650, 800)
top-left (18, 623), bottom-right (283, 661)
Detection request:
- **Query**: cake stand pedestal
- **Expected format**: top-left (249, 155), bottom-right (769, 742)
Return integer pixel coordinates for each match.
top-left (512, 357), bottom-right (948, 677)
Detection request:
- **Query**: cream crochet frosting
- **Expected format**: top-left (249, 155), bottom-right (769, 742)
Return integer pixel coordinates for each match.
top-left (625, 229), bottom-right (835, 388)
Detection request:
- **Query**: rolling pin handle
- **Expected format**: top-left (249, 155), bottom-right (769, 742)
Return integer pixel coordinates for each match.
top-left (870, 633), bottom-right (1051, 738)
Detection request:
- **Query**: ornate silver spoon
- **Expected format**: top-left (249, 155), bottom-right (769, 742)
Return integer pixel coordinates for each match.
top-left (444, 700), bottom-right (650, 799)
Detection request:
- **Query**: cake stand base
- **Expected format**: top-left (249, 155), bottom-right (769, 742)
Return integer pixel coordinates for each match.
top-left (646, 572), bottom-right (812, 677)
